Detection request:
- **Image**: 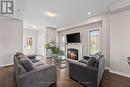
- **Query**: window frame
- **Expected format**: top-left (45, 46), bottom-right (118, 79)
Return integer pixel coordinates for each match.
top-left (88, 28), bottom-right (102, 54)
top-left (60, 35), bottom-right (66, 52)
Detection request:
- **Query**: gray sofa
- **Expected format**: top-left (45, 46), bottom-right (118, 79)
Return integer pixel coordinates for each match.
top-left (14, 53), bottom-right (56, 87)
top-left (68, 53), bottom-right (105, 87)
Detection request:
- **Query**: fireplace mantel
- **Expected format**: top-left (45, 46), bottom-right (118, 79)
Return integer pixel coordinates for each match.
top-left (66, 43), bottom-right (82, 61)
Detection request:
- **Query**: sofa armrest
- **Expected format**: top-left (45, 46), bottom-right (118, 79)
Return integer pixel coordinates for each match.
top-left (69, 60), bottom-right (98, 73)
top-left (84, 56), bottom-right (90, 60)
top-left (69, 60), bottom-right (98, 86)
top-left (97, 57), bottom-right (105, 87)
top-left (27, 54), bottom-right (37, 59)
top-left (19, 64), bottom-right (55, 78)
top-left (19, 64), bottom-right (56, 87)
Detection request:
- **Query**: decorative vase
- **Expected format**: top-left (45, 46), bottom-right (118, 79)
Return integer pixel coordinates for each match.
top-left (51, 54), bottom-right (62, 63)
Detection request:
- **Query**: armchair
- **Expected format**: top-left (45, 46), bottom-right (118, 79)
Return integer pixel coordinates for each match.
top-left (68, 55), bottom-right (105, 87)
top-left (14, 53), bottom-right (56, 87)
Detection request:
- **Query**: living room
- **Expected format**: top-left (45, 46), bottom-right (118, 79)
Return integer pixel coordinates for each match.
top-left (0, 0), bottom-right (130, 87)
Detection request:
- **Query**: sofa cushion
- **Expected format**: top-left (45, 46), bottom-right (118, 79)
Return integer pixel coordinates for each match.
top-left (33, 61), bottom-right (44, 67)
top-left (79, 59), bottom-right (89, 64)
top-left (19, 57), bottom-right (35, 72)
top-left (15, 52), bottom-right (24, 57)
top-left (94, 61), bottom-right (99, 68)
top-left (88, 52), bottom-right (104, 61)
top-left (84, 56), bottom-right (90, 60)
top-left (27, 54), bottom-right (37, 59)
top-left (94, 52), bottom-right (104, 61)
top-left (87, 57), bottom-right (97, 66)
top-left (17, 53), bottom-right (25, 60)
top-left (27, 55), bottom-right (39, 63)
top-left (79, 57), bottom-right (97, 66)
top-left (18, 63), bottom-right (26, 74)
top-left (30, 58), bottom-right (39, 63)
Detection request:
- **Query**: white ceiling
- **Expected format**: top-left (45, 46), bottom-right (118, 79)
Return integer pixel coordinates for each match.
top-left (19, 0), bottom-right (117, 28)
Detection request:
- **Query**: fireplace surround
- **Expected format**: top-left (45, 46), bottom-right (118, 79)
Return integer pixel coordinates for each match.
top-left (66, 43), bottom-right (82, 61)
top-left (67, 48), bottom-right (78, 60)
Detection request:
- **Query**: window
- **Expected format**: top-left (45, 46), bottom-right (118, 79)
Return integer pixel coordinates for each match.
top-left (88, 28), bottom-right (101, 54)
top-left (24, 37), bottom-right (33, 49)
top-left (60, 35), bottom-right (66, 52)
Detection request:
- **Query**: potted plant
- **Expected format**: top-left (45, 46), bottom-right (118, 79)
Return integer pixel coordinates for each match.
top-left (46, 41), bottom-right (64, 62)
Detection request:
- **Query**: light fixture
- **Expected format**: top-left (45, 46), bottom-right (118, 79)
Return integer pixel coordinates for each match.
top-left (88, 12), bottom-right (91, 15)
top-left (54, 25), bottom-right (57, 27)
top-left (33, 26), bottom-right (37, 28)
top-left (45, 11), bottom-right (57, 17)
top-left (46, 25), bottom-right (50, 27)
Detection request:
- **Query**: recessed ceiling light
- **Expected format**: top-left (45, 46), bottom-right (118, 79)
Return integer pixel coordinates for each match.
top-left (46, 25), bottom-right (49, 27)
top-left (88, 12), bottom-right (91, 15)
top-left (45, 11), bottom-right (57, 17)
top-left (33, 26), bottom-right (36, 28)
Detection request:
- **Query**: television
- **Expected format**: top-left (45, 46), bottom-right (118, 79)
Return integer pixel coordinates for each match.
top-left (66, 33), bottom-right (80, 43)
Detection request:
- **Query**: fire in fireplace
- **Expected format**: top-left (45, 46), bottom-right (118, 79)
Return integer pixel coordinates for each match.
top-left (67, 48), bottom-right (78, 60)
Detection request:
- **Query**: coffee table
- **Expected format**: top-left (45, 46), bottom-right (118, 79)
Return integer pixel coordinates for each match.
top-left (36, 55), bottom-right (67, 68)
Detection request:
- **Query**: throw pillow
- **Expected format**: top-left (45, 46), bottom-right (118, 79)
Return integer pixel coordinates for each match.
top-left (27, 54), bottom-right (37, 59)
top-left (15, 52), bottom-right (24, 57)
top-left (87, 57), bottom-right (97, 66)
top-left (18, 64), bottom-right (26, 74)
top-left (84, 56), bottom-right (90, 60)
top-left (19, 57), bottom-right (35, 72)
top-left (30, 58), bottom-right (39, 63)
top-left (17, 54), bottom-right (26, 60)
top-left (94, 52), bottom-right (104, 61)
top-left (33, 61), bottom-right (44, 67)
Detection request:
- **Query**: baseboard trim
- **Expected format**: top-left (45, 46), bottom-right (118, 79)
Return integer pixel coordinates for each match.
top-left (0, 63), bottom-right (14, 68)
top-left (105, 67), bottom-right (110, 70)
top-left (109, 69), bottom-right (130, 78)
top-left (105, 67), bottom-right (130, 78)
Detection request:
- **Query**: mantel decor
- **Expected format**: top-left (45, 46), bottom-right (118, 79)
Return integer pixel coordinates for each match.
top-left (46, 41), bottom-right (64, 62)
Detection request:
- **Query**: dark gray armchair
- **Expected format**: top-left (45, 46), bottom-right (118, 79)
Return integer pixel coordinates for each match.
top-left (68, 54), bottom-right (105, 87)
top-left (14, 53), bottom-right (56, 87)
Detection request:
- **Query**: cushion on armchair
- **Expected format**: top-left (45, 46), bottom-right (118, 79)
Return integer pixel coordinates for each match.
top-left (18, 64), bottom-right (26, 74)
top-left (27, 54), bottom-right (39, 63)
top-left (93, 52), bottom-right (104, 61)
top-left (30, 58), bottom-right (39, 63)
top-left (87, 57), bottom-right (97, 66)
top-left (79, 57), bottom-right (97, 66)
top-left (79, 59), bottom-right (89, 64)
top-left (19, 56), bottom-right (35, 72)
top-left (84, 56), bottom-right (90, 60)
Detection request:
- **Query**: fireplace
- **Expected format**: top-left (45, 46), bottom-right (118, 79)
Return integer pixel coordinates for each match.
top-left (67, 48), bottom-right (78, 60)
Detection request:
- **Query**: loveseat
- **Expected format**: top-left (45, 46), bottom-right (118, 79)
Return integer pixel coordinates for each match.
top-left (68, 52), bottom-right (105, 87)
top-left (14, 52), bottom-right (56, 87)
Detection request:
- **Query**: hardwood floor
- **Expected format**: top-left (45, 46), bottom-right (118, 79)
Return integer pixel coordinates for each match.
top-left (0, 66), bottom-right (130, 87)
top-left (0, 66), bottom-right (17, 87)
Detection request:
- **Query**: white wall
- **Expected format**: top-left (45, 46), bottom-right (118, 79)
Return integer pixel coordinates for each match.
top-left (58, 8), bottom-right (130, 77)
top-left (46, 28), bottom-right (56, 43)
top-left (110, 0), bottom-right (130, 11)
top-left (0, 17), bottom-right (23, 67)
top-left (58, 14), bottom-right (110, 67)
top-left (36, 27), bottom-right (46, 57)
top-left (23, 29), bottom-right (37, 55)
top-left (46, 27), bottom-right (56, 57)
top-left (110, 9), bottom-right (130, 77)
top-left (23, 27), bottom-right (55, 57)
top-left (59, 22), bottom-right (101, 55)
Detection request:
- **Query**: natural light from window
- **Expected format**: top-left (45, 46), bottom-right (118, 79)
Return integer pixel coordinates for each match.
top-left (88, 29), bottom-right (101, 54)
